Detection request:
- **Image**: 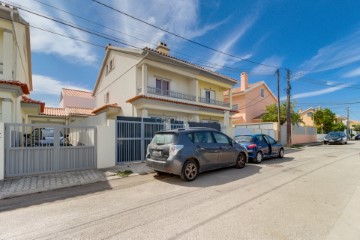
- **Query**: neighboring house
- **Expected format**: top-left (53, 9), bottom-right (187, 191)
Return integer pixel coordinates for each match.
top-left (299, 107), bottom-right (315, 127)
top-left (0, 4), bottom-right (33, 123)
top-left (60, 88), bottom-right (95, 109)
top-left (93, 42), bottom-right (237, 133)
top-left (224, 72), bottom-right (277, 125)
top-left (28, 88), bottom-right (96, 125)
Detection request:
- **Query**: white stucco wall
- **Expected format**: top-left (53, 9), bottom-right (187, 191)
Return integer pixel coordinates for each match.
top-left (0, 122), bottom-right (4, 180)
top-left (95, 51), bottom-right (139, 116)
top-left (97, 124), bottom-right (116, 168)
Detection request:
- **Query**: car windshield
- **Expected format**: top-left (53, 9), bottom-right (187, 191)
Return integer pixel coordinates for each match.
top-left (235, 135), bottom-right (253, 142)
top-left (326, 132), bottom-right (341, 137)
top-left (151, 133), bottom-right (176, 145)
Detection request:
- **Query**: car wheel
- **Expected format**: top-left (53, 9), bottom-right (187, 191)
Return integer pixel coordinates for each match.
top-left (254, 152), bottom-right (263, 163)
top-left (235, 152), bottom-right (246, 169)
top-left (180, 160), bottom-right (198, 181)
top-left (278, 148), bottom-right (284, 158)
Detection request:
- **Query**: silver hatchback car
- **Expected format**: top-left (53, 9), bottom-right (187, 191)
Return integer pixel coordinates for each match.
top-left (146, 128), bottom-right (248, 181)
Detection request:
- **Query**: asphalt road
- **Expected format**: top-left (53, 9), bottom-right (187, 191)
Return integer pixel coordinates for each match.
top-left (1, 141), bottom-right (360, 240)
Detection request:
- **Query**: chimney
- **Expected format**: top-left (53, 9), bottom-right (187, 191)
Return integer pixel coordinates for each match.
top-left (240, 72), bottom-right (248, 91)
top-left (156, 42), bottom-right (170, 55)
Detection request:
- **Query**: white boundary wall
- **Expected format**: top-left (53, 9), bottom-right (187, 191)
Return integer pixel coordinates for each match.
top-left (0, 122), bottom-right (4, 180)
top-left (71, 115), bottom-right (116, 169)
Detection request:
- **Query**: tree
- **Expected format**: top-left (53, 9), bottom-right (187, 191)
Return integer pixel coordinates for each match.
top-left (352, 124), bottom-right (360, 132)
top-left (312, 108), bottom-right (336, 133)
top-left (332, 122), bottom-right (346, 132)
top-left (261, 102), bottom-right (303, 125)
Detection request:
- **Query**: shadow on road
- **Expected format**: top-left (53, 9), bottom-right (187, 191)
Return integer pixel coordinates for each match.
top-left (0, 181), bottom-right (112, 213)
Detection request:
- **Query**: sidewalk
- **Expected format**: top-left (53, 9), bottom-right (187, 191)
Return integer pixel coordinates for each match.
top-left (0, 162), bottom-right (153, 199)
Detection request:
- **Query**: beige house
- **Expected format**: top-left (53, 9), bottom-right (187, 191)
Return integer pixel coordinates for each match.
top-left (0, 4), bottom-right (33, 123)
top-left (299, 107), bottom-right (316, 127)
top-left (224, 72), bottom-right (277, 125)
top-left (93, 43), bottom-right (237, 133)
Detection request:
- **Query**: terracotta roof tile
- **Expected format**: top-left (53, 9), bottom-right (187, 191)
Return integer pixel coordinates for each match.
top-left (43, 107), bottom-right (66, 116)
top-left (144, 47), bottom-right (238, 83)
top-left (92, 103), bottom-right (120, 114)
top-left (62, 88), bottom-right (94, 99)
top-left (0, 80), bottom-right (30, 94)
top-left (21, 96), bottom-right (45, 112)
top-left (42, 107), bottom-right (94, 116)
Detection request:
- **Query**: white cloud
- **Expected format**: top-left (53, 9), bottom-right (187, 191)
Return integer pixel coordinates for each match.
top-left (12, 0), bottom-right (97, 64)
top-left (250, 56), bottom-right (283, 75)
top-left (108, 0), bottom-right (226, 49)
top-left (344, 67), bottom-right (360, 78)
top-left (29, 75), bottom-right (91, 107)
top-left (282, 83), bottom-right (352, 100)
top-left (298, 30), bottom-right (360, 74)
top-left (205, 13), bottom-right (259, 71)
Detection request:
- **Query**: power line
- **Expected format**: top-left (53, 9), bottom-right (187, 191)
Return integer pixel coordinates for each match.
top-left (91, 0), bottom-right (286, 70)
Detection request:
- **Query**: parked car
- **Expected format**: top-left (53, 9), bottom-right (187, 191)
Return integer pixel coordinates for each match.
top-left (146, 128), bottom-right (248, 181)
top-left (24, 128), bottom-right (71, 147)
top-left (355, 134), bottom-right (360, 140)
top-left (323, 132), bottom-right (348, 145)
top-left (234, 134), bottom-right (284, 163)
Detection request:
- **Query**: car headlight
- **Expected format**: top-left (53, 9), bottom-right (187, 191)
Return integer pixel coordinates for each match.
top-left (337, 138), bottom-right (342, 141)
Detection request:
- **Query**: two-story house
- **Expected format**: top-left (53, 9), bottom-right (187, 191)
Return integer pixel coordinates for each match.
top-left (224, 72), bottom-right (277, 125)
top-left (0, 4), bottom-right (33, 123)
top-left (298, 107), bottom-right (316, 127)
top-left (93, 42), bottom-right (237, 133)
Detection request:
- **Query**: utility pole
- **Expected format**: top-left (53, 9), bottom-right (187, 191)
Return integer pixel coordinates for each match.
top-left (346, 107), bottom-right (350, 137)
top-left (286, 69), bottom-right (291, 146)
top-left (276, 69), bottom-right (281, 143)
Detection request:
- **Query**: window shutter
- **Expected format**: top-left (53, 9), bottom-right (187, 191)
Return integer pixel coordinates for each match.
top-left (201, 89), bottom-right (206, 98)
top-left (210, 90), bottom-right (215, 100)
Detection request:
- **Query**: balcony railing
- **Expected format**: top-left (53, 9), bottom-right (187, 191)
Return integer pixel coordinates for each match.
top-left (198, 97), bottom-right (230, 108)
top-left (147, 86), bottom-right (196, 102)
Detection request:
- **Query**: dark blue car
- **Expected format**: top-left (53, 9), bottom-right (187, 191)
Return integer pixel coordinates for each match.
top-left (234, 134), bottom-right (284, 163)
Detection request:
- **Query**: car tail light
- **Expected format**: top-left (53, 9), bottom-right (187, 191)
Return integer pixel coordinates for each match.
top-left (169, 145), bottom-right (184, 159)
top-left (247, 144), bottom-right (257, 150)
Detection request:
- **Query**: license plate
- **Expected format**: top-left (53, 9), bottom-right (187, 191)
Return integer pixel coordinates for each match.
top-left (152, 150), bottom-right (162, 157)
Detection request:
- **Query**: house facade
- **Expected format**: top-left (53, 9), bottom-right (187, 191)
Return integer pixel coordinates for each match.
top-left (225, 72), bottom-right (277, 125)
top-left (0, 4), bottom-right (33, 123)
top-left (299, 107), bottom-right (315, 127)
top-left (93, 43), bottom-right (237, 134)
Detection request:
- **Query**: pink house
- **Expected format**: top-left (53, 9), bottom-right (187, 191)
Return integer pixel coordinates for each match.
top-left (224, 72), bottom-right (277, 125)
top-left (60, 88), bottom-right (95, 109)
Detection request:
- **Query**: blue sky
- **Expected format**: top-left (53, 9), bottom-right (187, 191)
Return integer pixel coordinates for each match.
top-left (9, 0), bottom-right (360, 120)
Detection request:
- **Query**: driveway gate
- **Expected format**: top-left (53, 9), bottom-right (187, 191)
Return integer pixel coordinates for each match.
top-left (116, 117), bottom-right (184, 163)
top-left (5, 123), bottom-right (97, 177)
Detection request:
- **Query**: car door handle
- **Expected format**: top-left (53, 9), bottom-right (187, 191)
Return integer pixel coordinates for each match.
top-left (196, 145), bottom-right (205, 150)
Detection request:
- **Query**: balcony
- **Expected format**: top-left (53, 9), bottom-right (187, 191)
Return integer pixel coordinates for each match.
top-left (147, 86), bottom-right (196, 102)
top-left (198, 97), bottom-right (230, 108)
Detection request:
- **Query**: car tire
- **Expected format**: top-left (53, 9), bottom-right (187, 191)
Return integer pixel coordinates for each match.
top-left (254, 151), bottom-right (263, 163)
top-left (180, 160), bottom-right (198, 181)
top-left (278, 148), bottom-right (284, 158)
top-left (235, 152), bottom-right (246, 169)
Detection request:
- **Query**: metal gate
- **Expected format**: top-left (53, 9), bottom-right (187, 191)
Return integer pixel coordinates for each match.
top-left (116, 117), bottom-right (184, 163)
top-left (5, 124), bottom-right (97, 177)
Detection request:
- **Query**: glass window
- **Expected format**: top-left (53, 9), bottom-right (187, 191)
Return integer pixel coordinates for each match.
top-left (235, 135), bottom-right (253, 143)
top-left (264, 135), bottom-right (276, 144)
top-left (194, 131), bottom-right (214, 144)
top-left (260, 88), bottom-right (265, 97)
top-left (186, 133), bottom-right (194, 142)
top-left (156, 79), bottom-right (170, 96)
top-left (151, 133), bottom-right (176, 145)
top-left (213, 132), bottom-right (230, 144)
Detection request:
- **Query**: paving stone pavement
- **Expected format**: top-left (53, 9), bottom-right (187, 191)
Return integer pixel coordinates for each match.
top-left (0, 162), bottom-right (153, 199)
